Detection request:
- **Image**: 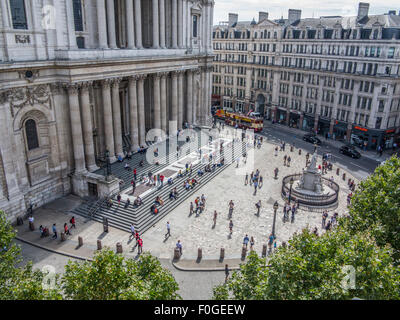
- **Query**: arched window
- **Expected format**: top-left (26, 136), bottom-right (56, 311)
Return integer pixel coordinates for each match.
top-left (373, 29), bottom-right (378, 39)
top-left (25, 119), bottom-right (39, 150)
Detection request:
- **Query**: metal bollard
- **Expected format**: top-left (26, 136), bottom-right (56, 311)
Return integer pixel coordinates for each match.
top-left (343, 173), bottom-right (346, 181)
top-left (78, 236), bottom-right (83, 247)
top-left (336, 168), bottom-right (340, 175)
top-left (97, 240), bottom-right (102, 250)
top-left (61, 232), bottom-right (66, 242)
top-left (116, 242), bottom-right (123, 253)
top-left (262, 244), bottom-right (267, 257)
top-left (174, 248), bottom-right (181, 260)
top-left (197, 248), bottom-right (202, 260)
top-left (220, 247), bottom-right (225, 261)
top-left (241, 245), bottom-right (247, 259)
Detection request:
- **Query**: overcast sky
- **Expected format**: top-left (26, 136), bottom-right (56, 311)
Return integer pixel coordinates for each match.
top-left (213, 0), bottom-right (400, 25)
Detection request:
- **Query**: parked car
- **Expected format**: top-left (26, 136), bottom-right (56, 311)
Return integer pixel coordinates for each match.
top-left (340, 145), bottom-right (361, 159)
top-left (302, 134), bottom-right (321, 145)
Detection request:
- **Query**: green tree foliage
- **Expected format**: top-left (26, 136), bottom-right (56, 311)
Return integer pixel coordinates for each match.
top-left (62, 249), bottom-right (181, 300)
top-left (345, 156), bottom-right (400, 262)
top-left (0, 210), bottom-right (62, 300)
top-left (214, 228), bottom-right (400, 300)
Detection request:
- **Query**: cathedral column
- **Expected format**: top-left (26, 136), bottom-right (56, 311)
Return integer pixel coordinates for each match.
top-left (172, 0), bottom-right (178, 49)
top-left (96, 0), bottom-right (108, 49)
top-left (177, 0), bottom-right (183, 48)
top-left (111, 78), bottom-right (124, 158)
top-left (101, 79), bottom-right (116, 162)
top-left (137, 75), bottom-right (147, 146)
top-left (128, 76), bottom-right (140, 151)
top-left (153, 74), bottom-right (162, 139)
top-left (152, 0), bottom-right (160, 49)
top-left (178, 71), bottom-right (184, 129)
top-left (125, 0), bottom-right (135, 49)
top-left (67, 84), bottom-right (87, 173)
top-left (159, 0), bottom-right (166, 48)
top-left (193, 69), bottom-right (200, 124)
top-left (106, 0), bottom-right (117, 49)
top-left (187, 70), bottom-right (193, 123)
top-left (160, 72), bottom-right (168, 134)
top-left (171, 71), bottom-right (179, 131)
top-left (80, 82), bottom-right (99, 172)
top-left (134, 0), bottom-right (143, 49)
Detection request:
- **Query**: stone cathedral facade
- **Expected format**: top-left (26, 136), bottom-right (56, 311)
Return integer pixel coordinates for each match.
top-left (0, 0), bottom-right (215, 221)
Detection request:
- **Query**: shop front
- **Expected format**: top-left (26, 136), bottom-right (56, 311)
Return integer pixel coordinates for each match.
top-left (276, 108), bottom-right (287, 125)
top-left (382, 128), bottom-right (399, 150)
top-left (351, 126), bottom-right (386, 151)
top-left (212, 94), bottom-right (221, 107)
top-left (289, 111), bottom-right (301, 129)
top-left (332, 120), bottom-right (348, 142)
top-left (317, 117), bottom-right (331, 138)
top-left (302, 114), bottom-right (315, 132)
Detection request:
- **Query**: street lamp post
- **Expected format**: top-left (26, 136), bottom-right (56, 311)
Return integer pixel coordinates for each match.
top-left (288, 177), bottom-right (294, 204)
top-left (272, 201), bottom-right (279, 238)
top-left (104, 150), bottom-right (111, 181)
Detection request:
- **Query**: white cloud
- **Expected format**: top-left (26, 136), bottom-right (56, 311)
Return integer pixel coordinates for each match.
top-left (213, 0), bottom-right (400, 24)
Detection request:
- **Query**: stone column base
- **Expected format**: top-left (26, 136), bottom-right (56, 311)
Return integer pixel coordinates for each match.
top-left (71, 173), bottom-right (89, 198)
top-left (87, 164), bottom-right (100, 173)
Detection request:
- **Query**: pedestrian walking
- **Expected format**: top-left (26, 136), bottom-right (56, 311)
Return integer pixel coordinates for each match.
top-left (70, 216), bottom-right (76, 229)
top-left (259, 175), bottom-right (263, 188)
top-left (243, 234), bottom-right (249, 248)
top-left (228, 200), bottom-right (234, 217)
top-left (253, 179), bottom-right (258, 195)
top-left (138, 238), bottom-right (143, 254)
top-left (245, 173), bottom-right (248, 185)
top-left (322, 211), bottom-right (328, 228)
top-left (64, 223), bottom-right (71, 235)
top-left (117, 193), bottom-right (121, 204)
top-left (133, 168), bottom-right (137, 181)
top-left (225, 264), bottom-right (230, 282)
top-left (287, 156), bottom-right (291, 167)
top-left (135, 231), bottom-right (140, 246)
top-left (268, 233), bottom-right (275, 251)
top-left (130, 224), bottom-right (135, 237)
top-left (190, 202), bottom-right (194, 215)
top-left (176, 240), bottom-right (183, 255)
top-left (213, 210), bottom-right (217, 226)
top-left (283, 155), bottom-right (287, 166)
top-left (165, 222), bottom-right (171, 237)
top-left (229, 220), bottom-right (233, 234)
top-left (255, 200), bottom-right (261, 215)
top-left (250, 237), bottom-right (255, 250)
top-left (52, 223), bottom-right (57, 239)
top-left (250, 172), bottom-right (254, 185)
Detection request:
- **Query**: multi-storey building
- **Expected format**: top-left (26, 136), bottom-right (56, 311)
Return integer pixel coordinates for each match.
top-left (212, 2), bottom-right (400, 150)
top-left (0, 0), bottom-right (214, 221)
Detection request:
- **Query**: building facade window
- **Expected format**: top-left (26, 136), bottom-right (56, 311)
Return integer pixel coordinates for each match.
top-left (72, 0), bottom-right (83, 32)
top-left (10, 0), bottom-right (28, 30)
top-left (25, 119), bottom-right (39, 151)
top-left (193, 15), bottom-right (198, 38)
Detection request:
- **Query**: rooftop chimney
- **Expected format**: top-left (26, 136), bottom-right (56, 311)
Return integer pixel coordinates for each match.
top-left (288, 9), bottom-right (302, 25)
top-left (357, 2), bottom-right (370, 21)
top-left (228, 13), bottom-right (238, 27)
top-left (259, 11), bottom-right (269, 23)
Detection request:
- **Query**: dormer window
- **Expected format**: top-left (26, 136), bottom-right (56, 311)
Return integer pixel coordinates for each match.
top-left (373, 29), bottom-right (378, 39)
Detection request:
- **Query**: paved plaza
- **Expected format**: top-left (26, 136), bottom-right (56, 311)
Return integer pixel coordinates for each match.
top-left (15, 127), bottom-right (356, 266)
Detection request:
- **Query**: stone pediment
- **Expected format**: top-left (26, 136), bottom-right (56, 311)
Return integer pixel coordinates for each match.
top-left (256, 20), bottom-right (279, 27)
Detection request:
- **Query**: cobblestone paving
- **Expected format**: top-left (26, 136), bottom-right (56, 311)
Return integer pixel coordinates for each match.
top-left (141, 133), bottom-right (356, 260)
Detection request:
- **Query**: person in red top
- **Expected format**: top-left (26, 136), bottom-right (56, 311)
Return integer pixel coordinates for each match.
top-left (138, 238), bottom-right (143, 254)
top-left (135, 231), bottom-right (140, 246)
top-left (160, 175), bottom-right (164, 187)
top-left (64, 223), bottom-right (71, 235)
top-left (70, 216), bottom-right (76, 229)
top-left (133, 168), bottom-right (137, 181)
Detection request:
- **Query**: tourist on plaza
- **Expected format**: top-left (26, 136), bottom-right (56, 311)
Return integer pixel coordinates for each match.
top-left (165, 222), bottom-right (171, 238)
top-left (228, 200), bottom-right (234, 217)
top-left (190, 202), bottom-right (194, 215)
top-left (133, 168), bottom-right (137, 180)
top-left (201, 194), bottom-right (206, 206)
top-left (287, 156), bottom-right (291, 167)
top-left (274, 146), bottom-right (278, 157)
top-left (274, 241), bottom-right (277, 250)
top-left (225, 264), bottom-right (230, 282)
top-left (253, 179), bottom-right (258, 195)
top-left (135, 231), bottom-right (140, 246)
top-left (229, 220), bottom-right (234, 234)
top-left (250, 237), bottom-right (255, 250)
top-left (274, 167), bottom-right (279, 179)
top-left (283, 155), bottom-right (287, 166)
top-left (245, 173), bottom-right (249, 185)
top-left (130, 224), bottom-right (135, 237)
top-left (268, 234), bottom-right (275, 250)
top-left (213, 210), bottom-right (217, 226)
top-left (138, 238), bottom-right (143, 254)
top-left (64, 223), bottom-right (71, 235)
top-left (255, 200), bottom-right (261, 215)
top-left (243, 234), bottom-right (250, 248)
top-left (70, 216), bottom-right (76, 229)
top-left (176, 240), bottom-right (183, 255)
top-left (52, 224), bottom-right (57, 239)
top-left (28, 215), bottom-right (34, 230)
top-left (322, 211), bottom-right (328, 228)
top-left (325, 220), bottom-right (332, 231)
top-left (259, 175), bottom-right (263, 188)
top-left (291, 207), bottom-right (295, 223)
top-left (131, 179), bottom-right (136, 194)
top-left (282, 142), bottom-right (286, 151)
top-left (250, 172), bottom-right (254, 185)
top-left (124, 162), bottom-right (131, 170)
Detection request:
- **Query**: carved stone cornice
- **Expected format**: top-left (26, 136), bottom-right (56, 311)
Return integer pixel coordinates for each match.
top-left (110, 77), bottom-right (122, 88)
top-left (63, 82), bottom-right (81, 94)
top-left (100, 78), bottom-right (114, 88)
top-left (136, 73), bottom-right (148, 81)
top-left (80, 81), bottom-right (93, 93)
